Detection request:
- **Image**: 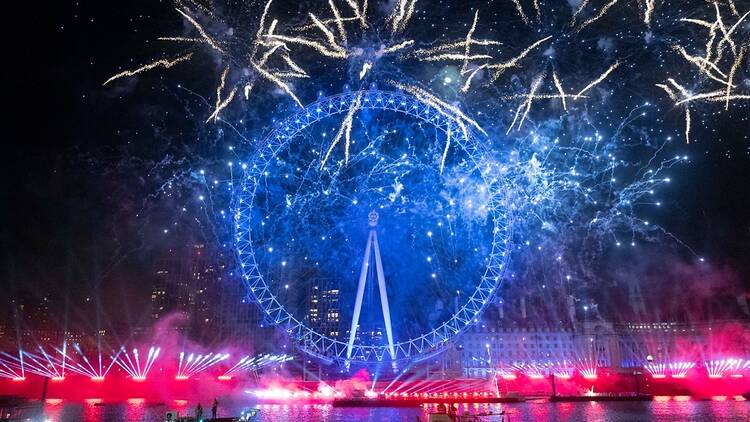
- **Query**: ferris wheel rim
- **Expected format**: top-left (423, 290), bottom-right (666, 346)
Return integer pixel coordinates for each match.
top-left (234, 89), bottom-right (511, 365)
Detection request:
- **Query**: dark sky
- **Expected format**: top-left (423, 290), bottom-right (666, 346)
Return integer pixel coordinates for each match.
top-left (2, 1), bottom-right (749, 332)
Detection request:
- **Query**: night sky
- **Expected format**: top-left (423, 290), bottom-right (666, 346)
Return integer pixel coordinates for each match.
top-left (2, 0), bottom-right (749, 334)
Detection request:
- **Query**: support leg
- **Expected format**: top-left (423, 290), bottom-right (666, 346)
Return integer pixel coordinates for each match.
top-left (347, 232), bottom-right (373, 360)
top-left (372, 232), bottom-right (396, 359)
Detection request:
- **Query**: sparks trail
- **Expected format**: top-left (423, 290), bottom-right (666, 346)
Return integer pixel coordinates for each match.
top-left (315, 81), bottom-right (487, 174)
top-left (574, 61), bottom-right (620, 99)
top-left (267, 0), bottom-right (415, 81)
top-left (510, 0), bottom-right (530, 25)
top-left (572, 0), bottom-right (621, 32)
top-left (498, 101), bottom-right (690, 293)
top-left (320, 91), bottom-right (364, 168)
top-left (105, 0), bottom-right (310, 121)
top-left (407, 8), bottom-right (554, 92)
top-left (642, 0), bottom-right (656, 25)
top-left (508, 71), bottom-right (546, 134)
top-left (103, 54), bottom-right (194, 86)
top-left (505, 62), bottom-right (620, 133)
top-left (658, 1), bottom-right (749, 143)
top-left (570, 0), bottom-right (657, 31)
top-left (411, 10), bottom-right (504, 92)
top-left (387, 82), bottom-right (488, 174)
top-left (389, 0), bottom-right (418, 35)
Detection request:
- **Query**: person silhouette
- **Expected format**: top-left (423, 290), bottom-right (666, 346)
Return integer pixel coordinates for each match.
top-left (211, 398), bottom-right (218, 419)
top-left (195, 403), bottom-right (204, 420)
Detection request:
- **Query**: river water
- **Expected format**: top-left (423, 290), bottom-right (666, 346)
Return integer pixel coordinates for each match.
top-left (35, 398), bottom-right (750, 421)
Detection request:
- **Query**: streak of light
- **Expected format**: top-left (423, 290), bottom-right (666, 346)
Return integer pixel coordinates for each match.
top-left (576, 0), bottom-right (620, 32)
top-left (257, 0), bottom-right (274, 40)
top-left (389, 0), bottom-right (417, 35)
top-left (383, 40), bottom-right (415, 54)
top-left (461, 65), bottom-right (487, 93)
top-left (320, 91), bottom-right (363, 168)
top-left (252, 62), bottom-right (303, 107)
top-left (266, 34), bottom-right (348, 58)
top-left (103, 54), bottom-right (193, 86)
top-left (571, 0), bottom-right (592, 24)
top-left (643, 0), bottom-right (655, 25)
top-left (156, 37), bottom-right (204, 43)
top-left (508, 73), bottom-right (544, 134)
top-left (517, 73), bottom-right (545, 131)
top-left (552, 71), bottom-right (567, 110)
top-left (390, 82), bottom-right (487, 136)
top-left (175, 8), bottom-right (224, 53)
top-left (206, 87), bottom-right (238, 122)
top-left (673, 45), bottom-right (730, 85)
top-left (309, 12), bottom-right (347, 54)
top-left (345, 0), bottom-right (368, 28)
top-left (440, 125), bottom-right (451, 174)
top-left (724, 45), bottom-right (746, 109)
top-left (532, 0), bottom-right (541, 20)
top-left (510, 0), bottom-right (530, 25)
top-left (488, 36), bottom-right (552, 82)
top-left (326, 0), bottom-right (348, 45)
top-left (574, 61), bottom-right (620, 99)
top-left (421, 53), bottom-right (493, 62)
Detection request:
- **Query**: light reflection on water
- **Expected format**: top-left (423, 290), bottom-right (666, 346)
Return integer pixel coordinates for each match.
top-left (39, 399), bottom-right (750, 421)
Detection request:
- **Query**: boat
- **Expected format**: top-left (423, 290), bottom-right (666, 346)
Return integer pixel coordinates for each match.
top-left (427, 404), bottom-right (510, 421)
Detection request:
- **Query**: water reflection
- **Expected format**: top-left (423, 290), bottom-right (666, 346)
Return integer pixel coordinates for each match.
top-left (35, 399), bottom-right (749, 421)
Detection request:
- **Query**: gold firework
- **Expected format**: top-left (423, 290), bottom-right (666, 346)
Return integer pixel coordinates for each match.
top-left (105, 0), bottom-right (311, 122)
top-left (660, 2), bottom-right (749, 142)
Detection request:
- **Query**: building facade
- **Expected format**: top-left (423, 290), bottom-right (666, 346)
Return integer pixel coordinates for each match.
top-left (451, 317), bottom-right (750, 378)
top-left (150, 242), bottom-right (269, 345)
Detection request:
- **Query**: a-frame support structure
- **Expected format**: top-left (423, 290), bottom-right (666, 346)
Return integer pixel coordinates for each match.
top-left (346, 211), bottom-right (396, 363)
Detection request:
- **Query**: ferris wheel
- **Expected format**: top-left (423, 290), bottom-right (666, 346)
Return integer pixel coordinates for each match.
top-left (233, 89), bottom-right (511, 367)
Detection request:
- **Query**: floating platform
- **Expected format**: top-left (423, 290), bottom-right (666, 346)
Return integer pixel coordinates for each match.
top-left (332, 397), bottom-right (526, 407)
top-left (549, 395), bottom-right (654, 402)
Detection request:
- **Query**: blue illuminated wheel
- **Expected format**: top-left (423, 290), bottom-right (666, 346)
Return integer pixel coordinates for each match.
top-left (234, 89), bottom-right (510, 366)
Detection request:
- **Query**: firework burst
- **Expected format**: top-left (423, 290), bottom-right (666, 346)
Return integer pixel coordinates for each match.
top-left (659, 2), bottom-right (749, 142)
top-left (105, 0), bottom-right (312, 121)
top-left (98, 0), bottom-right (726, 368)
